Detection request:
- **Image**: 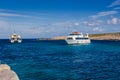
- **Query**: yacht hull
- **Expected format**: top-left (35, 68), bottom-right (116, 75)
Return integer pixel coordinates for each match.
top-left (65, 39), bottom-right (91, 44)
top-left (10, 33), bottom-right (22, 43)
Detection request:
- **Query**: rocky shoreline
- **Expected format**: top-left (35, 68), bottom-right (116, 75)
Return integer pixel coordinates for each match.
top-left (38, 32), bottom-right (120, 41)
top-left (89, 32), bottom-right (120, 41)
top-left (0, 64), bottom-right (19, 80)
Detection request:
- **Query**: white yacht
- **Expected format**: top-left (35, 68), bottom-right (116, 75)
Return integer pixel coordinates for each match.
top-left (65, 32), bottom-right (91, 44)
top-left (10, 33), bottom-right (22, 43)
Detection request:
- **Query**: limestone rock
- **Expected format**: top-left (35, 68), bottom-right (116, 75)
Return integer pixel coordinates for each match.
top-left (0, 64), bottom-right (11, 71)
top-left (0, 64), bottom-right (19, 80)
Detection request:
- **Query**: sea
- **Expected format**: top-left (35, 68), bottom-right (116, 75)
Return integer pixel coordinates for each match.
top-left (0, 39), bottom-right (120, 80)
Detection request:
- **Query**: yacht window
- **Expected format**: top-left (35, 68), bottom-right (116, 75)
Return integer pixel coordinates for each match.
top-left (70, 34), bottom-right (81, 36)
top-left (67, 37), bottom-right (73, 40)
top-left (76, 38), bottom-right (82, 40)
top-left (84, 38), bottom-right (89, 39)
top-left (76, 38), bottom-right (89, 40)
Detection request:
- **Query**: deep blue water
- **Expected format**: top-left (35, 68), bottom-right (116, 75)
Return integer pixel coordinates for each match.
top-left (0, 39), bottom-right (120, 80)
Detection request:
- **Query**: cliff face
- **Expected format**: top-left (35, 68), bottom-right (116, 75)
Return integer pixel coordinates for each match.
top-left (89, 32), bottom-right (120, 40)
top-left (0, 64), bottom-right (19, 80)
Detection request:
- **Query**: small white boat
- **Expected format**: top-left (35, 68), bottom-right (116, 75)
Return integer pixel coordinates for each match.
top-left (65, 32), bottom-right (91, 44)
top-left (10, 33), bottom-right (22, 43)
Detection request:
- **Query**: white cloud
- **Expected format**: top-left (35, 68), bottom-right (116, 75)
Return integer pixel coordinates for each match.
top-left (0, 20), bottom-right (9, 28)
top-left (93, 27), bottom-right (103, 32)
top-left (114, 7), bottom-right (120, 9)
top-left (111, 18), bottom-right (119, 24)
top-left (107, 17), bottom-right (120, 24)
top-left (52, 22), bottom-right (71, 26)
top-left (0, 12), bottom-right (29, 18)
top-left (0, 9), bottom-right (16, 12)
top-left (0, 9), bottom-right (8, 12)
top-left (74, 22), bottom-right (80, 26)
top-left (90, 11), bottom-right (118, 19)
top-left (0, 9), bottom-right (48, 20)
top-left (108, 0), bottom-right (120, 7)
top-left (52, 21), bottom-right (81, 27)
top-left (83, 20), bottom-right (103, 27)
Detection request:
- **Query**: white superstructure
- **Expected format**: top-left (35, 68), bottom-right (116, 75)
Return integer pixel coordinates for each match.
top-left (10, 33), bottom-right (22, 43)
top-left (65, 32), bottom-right (91, 44)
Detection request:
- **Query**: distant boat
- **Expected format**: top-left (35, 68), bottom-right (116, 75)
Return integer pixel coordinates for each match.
top-left (10, 33), bottom-right (22, 43)
top-left (65, 32), bottom-right (91, 44)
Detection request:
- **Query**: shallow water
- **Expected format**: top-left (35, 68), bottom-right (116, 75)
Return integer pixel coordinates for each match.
top-left (0, 39), bottom-right (120, 80)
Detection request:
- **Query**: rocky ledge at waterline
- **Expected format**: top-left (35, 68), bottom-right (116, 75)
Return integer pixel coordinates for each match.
top-left (89, 32), bottom-right (120, 40)
top-left (0, 64), bottom-right (19, 80)
top-left (38, 32), bottom-right (120, 41)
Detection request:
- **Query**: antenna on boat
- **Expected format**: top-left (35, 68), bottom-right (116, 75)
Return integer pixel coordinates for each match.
top-left (13, 30), bottom-right (16, 34)
top-left (85, 33), bottom-right (89, 37)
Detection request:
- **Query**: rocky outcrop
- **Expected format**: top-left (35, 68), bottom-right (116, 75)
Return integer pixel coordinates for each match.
top-left (89, 32), bottom-right (120, 40)
top-left (0, 64), bottom-right (19, 80)
top-left (51, 36), bottom-right (67, 40)
top-left (39, 36), bottom-right (67, 40)
top-left (38, 32), bottom-right (120, 41)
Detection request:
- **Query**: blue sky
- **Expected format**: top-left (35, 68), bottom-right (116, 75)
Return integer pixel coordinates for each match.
top-left (0, 0), bottom-right (120, 38)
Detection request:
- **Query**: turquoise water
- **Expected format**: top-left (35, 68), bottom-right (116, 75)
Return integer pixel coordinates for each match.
top-left (0, 39), bottom-right (120, 80)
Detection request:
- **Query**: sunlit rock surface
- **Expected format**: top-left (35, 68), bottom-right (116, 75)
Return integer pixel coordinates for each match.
top-left (0, 64), bottom-right (19, 80)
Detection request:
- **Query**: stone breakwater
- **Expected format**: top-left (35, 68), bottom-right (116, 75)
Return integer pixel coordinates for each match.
top-left (0, 64), bottom-right (19, 80)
